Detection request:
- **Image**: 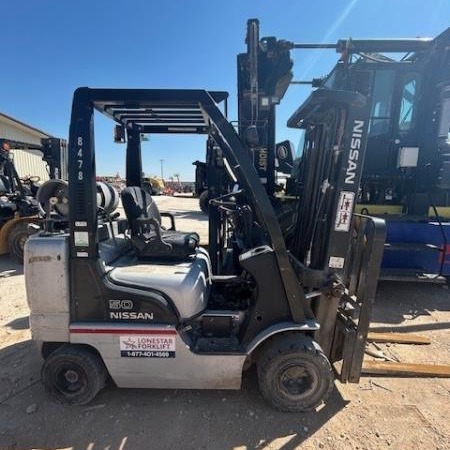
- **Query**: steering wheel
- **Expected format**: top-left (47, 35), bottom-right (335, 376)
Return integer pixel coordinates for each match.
top-left (20, 175), bottom-right (41, 183)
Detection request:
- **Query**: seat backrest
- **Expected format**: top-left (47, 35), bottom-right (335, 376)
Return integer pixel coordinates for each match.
top-left (121, 186), bottom-right (161, 235)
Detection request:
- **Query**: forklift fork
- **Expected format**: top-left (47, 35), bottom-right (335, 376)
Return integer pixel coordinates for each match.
top-left (330, 214), bottom-right (386, 383)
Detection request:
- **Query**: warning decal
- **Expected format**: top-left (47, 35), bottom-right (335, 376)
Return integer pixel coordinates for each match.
top-left (120, 335), bottom-right (176, 358)
top-left (329, 256), bottom-right (345, 269)
top-left (334, 191), bottom-right (355, 232)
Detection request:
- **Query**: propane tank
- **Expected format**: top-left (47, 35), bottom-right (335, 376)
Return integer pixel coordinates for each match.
top-left (37, 180), bottom-right (120, 217)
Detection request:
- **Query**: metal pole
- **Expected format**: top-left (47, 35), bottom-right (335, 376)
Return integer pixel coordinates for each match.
top-left (292, 43), bottom-right (337, 49)
top-left (290, 81), bottom-right (315, 85)
top-left (160, 159), bottom-right (164, 180)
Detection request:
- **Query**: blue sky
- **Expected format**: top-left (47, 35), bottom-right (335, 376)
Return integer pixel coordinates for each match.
top-left (2, 0), bottom-right (449, 180)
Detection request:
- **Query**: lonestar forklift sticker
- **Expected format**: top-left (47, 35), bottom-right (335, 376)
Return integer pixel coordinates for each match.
top-left (120, 335), bottom-right (176, 358)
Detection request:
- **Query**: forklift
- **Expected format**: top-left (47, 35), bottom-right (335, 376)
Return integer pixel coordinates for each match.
top-left (24, 78), bottom-right (385, 411)
top-left (200, 21), bottom-right (450, 283)
top-left (192, 160), bottom-right (209, 212)
top-left (24, 20), bottom-right (387, 412)
top-left (303, 28), bottom-right (450, 282)
top-left (0, 137), bottom-right (67, 262)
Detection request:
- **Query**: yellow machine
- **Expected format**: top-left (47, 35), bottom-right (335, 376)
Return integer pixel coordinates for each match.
top-left (142, 176), bottom-right (165, 195)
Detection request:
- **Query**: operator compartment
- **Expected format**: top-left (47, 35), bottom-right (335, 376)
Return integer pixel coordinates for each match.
top-left (107, 249), bottom-right (211, 320)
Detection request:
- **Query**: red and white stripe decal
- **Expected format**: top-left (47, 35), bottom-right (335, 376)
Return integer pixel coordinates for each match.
top-left (70, 327), bottom-right (177, 335)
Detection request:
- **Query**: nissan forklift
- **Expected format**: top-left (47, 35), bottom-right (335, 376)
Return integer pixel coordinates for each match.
top-left (24, 79), bottom-right (385, 411)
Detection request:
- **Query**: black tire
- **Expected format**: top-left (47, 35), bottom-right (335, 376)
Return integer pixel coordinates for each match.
top-left (8, 221), bottom-right (37, 264)
top-left (199, 190), bottom-right (209, 213)
top-left (257, 334), bottom-right (333, 412)
top-left (41, 344), bottom-right (107, 405)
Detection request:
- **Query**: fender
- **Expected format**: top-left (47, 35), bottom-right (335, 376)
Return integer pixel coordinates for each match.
top-left (245, 320), bottom-right (319, 354)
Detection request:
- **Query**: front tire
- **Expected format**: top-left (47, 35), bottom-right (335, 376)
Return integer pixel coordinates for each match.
top-left (41, 345), bottom-right (107, 405)
top-left (257, 335), bottom-right (333, 412)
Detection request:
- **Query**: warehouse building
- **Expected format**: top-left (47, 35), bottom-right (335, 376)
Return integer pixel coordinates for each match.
top-left (0, 112), bottom-right (53, 181)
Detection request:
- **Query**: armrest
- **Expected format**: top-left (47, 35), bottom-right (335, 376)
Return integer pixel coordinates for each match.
top-left (160, 211), bottom-right (176, 230)
top-left (136, 217), bottom-right (171, 250)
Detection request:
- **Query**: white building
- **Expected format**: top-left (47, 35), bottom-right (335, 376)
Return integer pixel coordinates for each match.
top-left (0, 112), bottom-right (52, 181)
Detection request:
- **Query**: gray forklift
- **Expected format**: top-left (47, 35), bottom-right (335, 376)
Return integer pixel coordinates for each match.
top-left (25, 84), bottom-right (385, 412)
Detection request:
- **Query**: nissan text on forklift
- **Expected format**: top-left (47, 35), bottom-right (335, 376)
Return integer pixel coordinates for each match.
top-left (25, 20), bottom-right (386, 412)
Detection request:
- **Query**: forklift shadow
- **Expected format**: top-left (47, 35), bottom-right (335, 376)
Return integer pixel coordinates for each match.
top-left (0, 357), bottom-right (348, 450)
top-left (371, 281), bottom-right (450, 325)
top-left (101, 367), bottom-right (348, 450)
top-left (79, 368), bottom-right (349, 450)
top-left (0, 255), bottom-right (23, 278)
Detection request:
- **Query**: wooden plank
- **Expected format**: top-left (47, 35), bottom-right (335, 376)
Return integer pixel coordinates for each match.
top-left (367, 332), bottom-right (431, 345)
top-left (362, 360), bottom-right (450, 377)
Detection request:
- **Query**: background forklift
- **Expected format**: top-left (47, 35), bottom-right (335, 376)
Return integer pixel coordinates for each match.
top-left (192, 160), bottom-right (209, 212)
top-left (289, 27), bottom-right (450, 282)
top-left (197, 21), bottom-right (450, 283)
top-left (0, 137), bottom-right (67, 262)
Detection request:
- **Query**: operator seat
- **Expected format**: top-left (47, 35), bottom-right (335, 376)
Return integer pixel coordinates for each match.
top-left (121, 186), bottom-right (199, 260)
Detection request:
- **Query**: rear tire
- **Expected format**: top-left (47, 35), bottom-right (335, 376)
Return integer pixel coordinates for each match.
top-left (199, 190), bottom-right (209, 213)
top-left (257, 335), bottom-right (333, 412)
top-left (41, 344), bottom-right (107, 405)
top-left (8, 221), bottom-right (37, 264)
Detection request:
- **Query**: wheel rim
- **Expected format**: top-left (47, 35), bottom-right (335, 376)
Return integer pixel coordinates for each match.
top-left (277, 362), bottom-right (319, 399)
top-left (53, 362), bottom-right (88, 396)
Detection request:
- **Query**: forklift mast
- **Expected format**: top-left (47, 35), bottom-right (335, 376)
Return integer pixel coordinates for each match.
top-left (285, 87), bottom-right (387, 371)
top-left (41, 138), bottom-right (68, 181)
top-left (287, 89), bottom-right (371, 271)
top-left (237, 19), bottom-right (293, 196)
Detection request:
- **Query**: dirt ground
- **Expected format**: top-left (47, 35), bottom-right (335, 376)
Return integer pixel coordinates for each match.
top-left (0, 195), bottom-right (449, 450)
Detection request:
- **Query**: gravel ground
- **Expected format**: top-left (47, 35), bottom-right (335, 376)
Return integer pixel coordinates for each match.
top-left (0, 195), bottom-right (449, 450)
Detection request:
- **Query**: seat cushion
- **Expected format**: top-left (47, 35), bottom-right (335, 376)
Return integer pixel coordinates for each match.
top-left (133, 230), bottom-right (199, 260)
top-left (108, 249), bottom-right (211, 319)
